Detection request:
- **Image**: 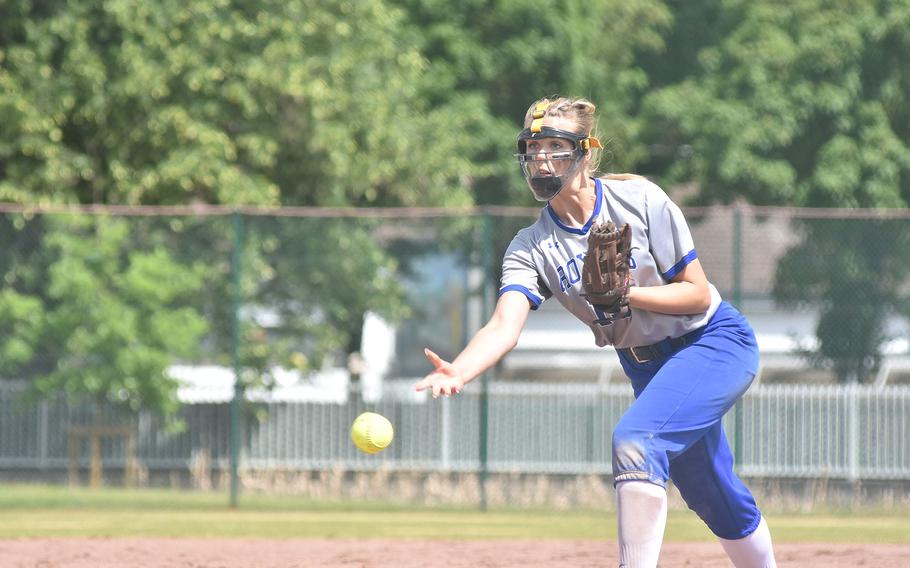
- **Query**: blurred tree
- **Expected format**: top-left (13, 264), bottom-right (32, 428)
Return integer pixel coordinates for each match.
top-left (637, 0), bottom-right (910, 383)
top-left (0, 0), bottom-right (480, 207)
top-left (239, 216), bottom-right (412, 377)
top-left (0, 0), bottom-right (467, 408)
top-left (773, 217), bottom-right (910, 383)
top-left (5, 0), bottom-right (904, 389)
top-left (0, 215), bottom-right (207, 424)
top-left (640, 0), bottom-right (910, 207)
top-left (394, 0), bottom-right (672, 205)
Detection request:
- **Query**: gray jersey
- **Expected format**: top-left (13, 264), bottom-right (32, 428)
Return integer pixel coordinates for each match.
top-left (499, 177), bottom-right (721, 349)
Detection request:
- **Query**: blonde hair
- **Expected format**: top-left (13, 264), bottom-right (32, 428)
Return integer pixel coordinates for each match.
top-left (523, 96), bottom-right (645, 181)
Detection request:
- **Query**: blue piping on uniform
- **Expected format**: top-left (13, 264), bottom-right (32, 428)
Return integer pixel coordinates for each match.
top-left (545, 178), bottom-right (604, 235)
top-left (498, 284), bottom-right (543, 310)
top-left (662, 249), bottom-right (698, 281)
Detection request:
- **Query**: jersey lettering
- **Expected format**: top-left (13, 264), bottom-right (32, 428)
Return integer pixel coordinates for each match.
top-left (566, 258), bottom-right (580, 284)
top-left (556, 255), bottom-right (585, 292)
top-left (556, 266), bottom-right (571, 292)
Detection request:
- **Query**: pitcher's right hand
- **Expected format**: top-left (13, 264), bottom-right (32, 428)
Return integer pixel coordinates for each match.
top-left (414, 348), bottom-right (465, 398)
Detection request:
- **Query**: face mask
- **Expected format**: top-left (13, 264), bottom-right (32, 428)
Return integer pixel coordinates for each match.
top-left (515, 125), bottom-right (601, 202)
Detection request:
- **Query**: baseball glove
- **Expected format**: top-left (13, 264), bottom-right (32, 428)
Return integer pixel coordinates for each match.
top-left (581, 221), bottom-right (633, 319)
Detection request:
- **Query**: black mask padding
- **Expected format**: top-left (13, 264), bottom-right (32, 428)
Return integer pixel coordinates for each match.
top-left (528, 175), bottom-right (564, 201)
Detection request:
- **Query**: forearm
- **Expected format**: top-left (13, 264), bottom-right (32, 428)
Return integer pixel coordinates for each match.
top-left (628, 281), bottom-right (711, 315)
top-left (450, 322), bottom-right (519, 385)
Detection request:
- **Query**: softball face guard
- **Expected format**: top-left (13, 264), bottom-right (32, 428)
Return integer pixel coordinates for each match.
top-left (516, 126), bottom-right (600, 201)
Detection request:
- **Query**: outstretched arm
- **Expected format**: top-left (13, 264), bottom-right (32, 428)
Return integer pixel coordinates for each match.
top-left (415, 291), bottom-right (531, 398)
top-left (628, 258), bottom-right (711, 315)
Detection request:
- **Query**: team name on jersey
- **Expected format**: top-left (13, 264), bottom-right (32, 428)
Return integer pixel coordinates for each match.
top-left (555, 253), bottom-right (586, 292)
top-left (555, 252), bottom-right (637, 293)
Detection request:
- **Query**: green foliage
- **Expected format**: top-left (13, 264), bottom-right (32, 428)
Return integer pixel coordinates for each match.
top-left (773, 218), bottom-right (910, 382)
top-left (2, 0), bottom-right (910, 394)
top-left (238, 217), bottom-right (411, 380)
top-left (0, 0), bottom-right (478, 207)
top-left (642, 0), bottom-right (910, 208)
top-left (0, 215), bottom-right (207, 421)
top-left (0, 0), bottom-right (468, 409)
top-left (0, 289), bottom-right (43, 371)
top-left (637, 1), bottom-right (910, 382)
top-left (395, 0), bottom-right (672, 204)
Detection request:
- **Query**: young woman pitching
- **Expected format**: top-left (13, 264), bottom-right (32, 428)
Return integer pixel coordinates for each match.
top-left (415, 96), bottom-right (776, 568)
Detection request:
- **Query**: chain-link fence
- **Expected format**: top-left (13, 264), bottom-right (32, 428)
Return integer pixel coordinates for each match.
top-left (0, 204), bottom-right (908, 492)
top-left (2, 381), bottom-right (910, 482)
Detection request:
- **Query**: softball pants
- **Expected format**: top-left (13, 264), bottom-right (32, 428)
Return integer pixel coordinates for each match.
top-left (612, 301), bottom-right (762, 540)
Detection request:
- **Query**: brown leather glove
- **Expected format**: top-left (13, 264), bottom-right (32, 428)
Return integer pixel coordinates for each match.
top-left (581, 221), bottom-right (633, 318)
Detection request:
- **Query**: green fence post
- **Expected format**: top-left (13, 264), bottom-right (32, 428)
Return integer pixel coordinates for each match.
top-left (230, 211), bottom-right (245, 508)
top-left (732, 205), bottom-right (744, 468)
top-left (478, 212), bottom-right (493, 511)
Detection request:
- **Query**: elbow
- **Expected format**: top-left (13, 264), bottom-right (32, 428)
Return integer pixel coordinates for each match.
top-left (485, 315), bottom-right (524, 352)
top-left (680, 280), bottom-right (711, 314)
top-left (492, 324), bottom-right (520, 353)
top-left (695, 286), bottom-right (712, 313)
top-left (478, 324), bottom-right (521, 355)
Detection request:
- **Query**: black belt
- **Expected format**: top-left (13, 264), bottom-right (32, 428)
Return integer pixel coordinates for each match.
top-left (620, 328), bottom-right (702, 364)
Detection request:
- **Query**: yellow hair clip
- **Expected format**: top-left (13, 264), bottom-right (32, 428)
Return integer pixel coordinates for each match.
top-left (580, 137), bottom-right (603, 150)
top-left (530, 102), bottom-right (549, 133)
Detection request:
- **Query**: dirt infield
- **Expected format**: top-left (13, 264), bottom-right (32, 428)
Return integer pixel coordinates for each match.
top-left (1, 538), bottom-right (908, 567)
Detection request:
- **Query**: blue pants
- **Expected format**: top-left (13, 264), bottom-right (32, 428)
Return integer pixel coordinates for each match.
top-left (613, 301), bottom-right (761, 540)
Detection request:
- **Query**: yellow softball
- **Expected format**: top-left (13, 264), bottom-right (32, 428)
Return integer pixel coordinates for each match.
top-left (350, 412), bottom-right (394, 454)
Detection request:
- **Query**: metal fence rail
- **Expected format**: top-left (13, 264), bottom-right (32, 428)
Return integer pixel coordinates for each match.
top-left (738, 384), bottom-right (910, 480)
top-left (1, 381), bottom-right (909, 481)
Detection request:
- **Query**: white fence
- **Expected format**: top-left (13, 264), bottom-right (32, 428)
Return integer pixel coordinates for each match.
top-left (1, 381), bottom-right (909, 481)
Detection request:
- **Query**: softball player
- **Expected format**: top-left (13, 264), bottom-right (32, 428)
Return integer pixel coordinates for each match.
top-left (415, 96), bottom-right (776, 568)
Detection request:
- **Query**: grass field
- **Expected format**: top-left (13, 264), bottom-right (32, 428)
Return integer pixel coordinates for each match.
top-left (1, 483), bottom-right (907, 544)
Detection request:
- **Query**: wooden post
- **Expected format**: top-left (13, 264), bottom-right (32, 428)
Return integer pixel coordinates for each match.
top-left (89, 432), bottom-right (102, 488)
top-left (68, 430), bottom-right (80, 486)
top-left (67, 425), bottom-right (137, 488)
top-left (125, 432), bottom-right (137, 488)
